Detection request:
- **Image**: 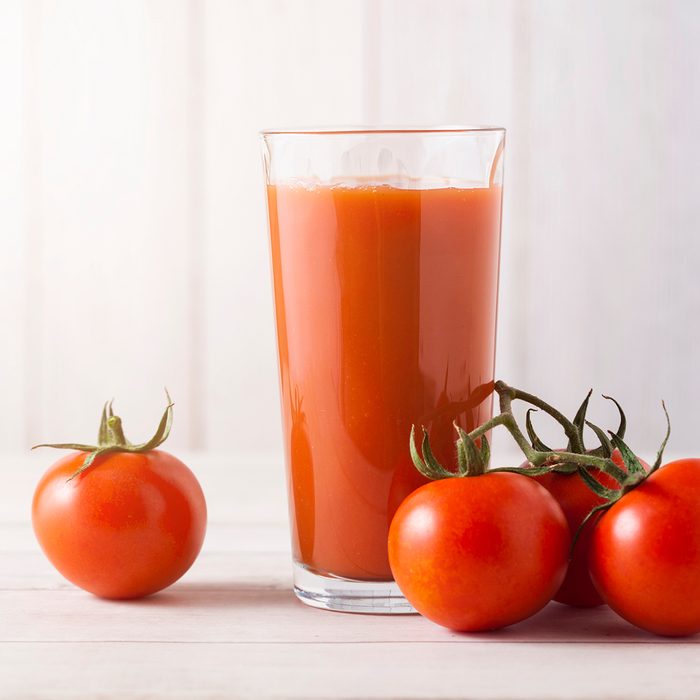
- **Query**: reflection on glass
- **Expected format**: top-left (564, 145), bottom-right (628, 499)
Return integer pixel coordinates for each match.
top-left (263, 128), bottom-right (504, 612)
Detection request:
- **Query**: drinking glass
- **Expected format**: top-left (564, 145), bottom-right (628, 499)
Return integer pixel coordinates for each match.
top-left (261, 127), bottom-right (505, 613)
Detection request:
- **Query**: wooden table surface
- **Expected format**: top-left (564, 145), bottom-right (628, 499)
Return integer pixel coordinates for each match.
top-left (2, 452), bottom-right (699, 700)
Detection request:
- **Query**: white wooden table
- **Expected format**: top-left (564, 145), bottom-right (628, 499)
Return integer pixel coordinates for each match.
top-left (2, 452), bottom-right (699, 699)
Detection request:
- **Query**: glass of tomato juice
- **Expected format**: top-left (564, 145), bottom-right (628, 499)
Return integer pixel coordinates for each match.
top-left (261, 127), bottom-right (505, 613)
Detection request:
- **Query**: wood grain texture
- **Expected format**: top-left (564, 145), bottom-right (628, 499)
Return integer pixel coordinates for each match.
top-left (4, 641), bottom-right (699, 700)
top-left (508, 0), bottom-right (700, 453)
top-left (3, 452), bottom-right (699, 699)
top-left (3, 542), bottom-right (700, 699)
top-left (0, 0), bottom-right (27, 450)
top-left (2, 565), bottom-right (696, 646)
top-left (200, 0), bottom-right (367, 453)
top-left (19, 0), bottom-right (196, 450)
top-left (5, 1), bottom-right (700, 459)
top-left (365, 0), bottom-right (700, 455)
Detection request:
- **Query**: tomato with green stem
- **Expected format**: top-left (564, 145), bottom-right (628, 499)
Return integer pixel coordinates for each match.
top-left (532, 448), bottom-right (650, 608)
top-left (32, 397), bottom-right (207, 600)
top-left (495, 384), bottom-right (696, 636)
top-left (416, 380), bottom-right (692, 636)
top-left (588, 453), bottom-right (700, 637)
top-left (388, 426), bottom-right (570, 632)
top-left (522, 393), bottom-right (649, 608)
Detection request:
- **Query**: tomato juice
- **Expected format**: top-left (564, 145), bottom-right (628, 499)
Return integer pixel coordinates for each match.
top-left (268, 182), bottom-right (502, 581)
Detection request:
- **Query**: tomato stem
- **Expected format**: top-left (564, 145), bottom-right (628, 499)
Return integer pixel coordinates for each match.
top-left (32, 391), bottom-right (175, 481)
top-left (106, 416), bottom-right (129, 447)
top-left (495, 381), bottom-right (586, 453)
top-left (410, 381), bottom-right (671, 563)
top-left (409, 380), bottom-right (668, 493)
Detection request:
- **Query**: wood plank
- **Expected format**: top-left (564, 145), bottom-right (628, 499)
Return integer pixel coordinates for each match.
top-left (3, 530), bottom-right (693, 647)
top-left (25, 0), bottom-right (196, 450)
top-left (1, 577), bottom-right (694, 645)
top-left (370, 0), bottom-right (516, 125)
top-left (366, 0), bottom-right (700, 456)
top-left (201, 0), bottom-right (366, 455)
top-left (499, 1), bottom-right (700, 454)
top-left (2, 641), bottom-right (699, 700)
top-left (0, 0), bottom-right (26, 449)
top-left (0, 551), bottom-right (292, 591)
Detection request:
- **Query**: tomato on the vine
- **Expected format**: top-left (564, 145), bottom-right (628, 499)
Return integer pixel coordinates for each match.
top-left (533, 449), bottom-right (649, 608)
top-left (32, 398), bottom-right (207, 600)
top-left (389, 430), bottom-right (570, 631)
top-left (589, 458), bottom-right (700, 636)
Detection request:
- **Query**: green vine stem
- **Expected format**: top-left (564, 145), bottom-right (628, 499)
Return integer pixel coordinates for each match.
top-left (464, 382), bottom-right (618, 474)
top-left (410, 380), bottom-right (671, 555)
top-left (33, 391), bottom-right (174, 481)
top-left (410, 380), bottom-right (671, 496)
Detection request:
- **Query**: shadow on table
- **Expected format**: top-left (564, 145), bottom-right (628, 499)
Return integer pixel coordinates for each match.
top-left (452, 602), bottom-right (700, 644)
top-left (106, 587), bottom-right (700, 644)
top-left (119, 581), bottom-right (296, 610)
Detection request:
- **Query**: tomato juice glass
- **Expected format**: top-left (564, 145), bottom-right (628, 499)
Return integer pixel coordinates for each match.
top-left (261, 127), bottom-right (505, 613)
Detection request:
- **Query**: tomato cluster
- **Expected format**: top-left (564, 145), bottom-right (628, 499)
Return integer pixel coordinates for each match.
top-left (389, 384), bottom-right (700, 637)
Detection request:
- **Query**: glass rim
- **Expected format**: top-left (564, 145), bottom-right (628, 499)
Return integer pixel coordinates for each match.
top-left (260, 125), bottom-right (505, 136)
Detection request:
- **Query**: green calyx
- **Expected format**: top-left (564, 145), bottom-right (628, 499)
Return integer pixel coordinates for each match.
top-left (572, 401), bottom-right (671, 541)
top-left (410, 424), bottom-right (491, 479)
top-left (33, 391), bottom-right (174, 481)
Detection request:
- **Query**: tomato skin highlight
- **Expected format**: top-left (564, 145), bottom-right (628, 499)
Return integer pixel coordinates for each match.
top-left (388, 472), bottom-right (570, 631)
top-left (589, 458), bottom-right (700, 637)
top-left (32, 450), bottom-right (207, 599)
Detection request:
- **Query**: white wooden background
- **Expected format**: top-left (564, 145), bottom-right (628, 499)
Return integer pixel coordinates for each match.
top-left (2, 0), bottom-right (700, 461)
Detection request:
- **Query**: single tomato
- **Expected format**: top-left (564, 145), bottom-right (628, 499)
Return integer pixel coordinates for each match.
top-left (388, 472), bottom-right (570, 631)
top-left (32, 399), bottom-right (206, 599)
top-left (532, 449), bottom-right (649, 608)
top-left (589, 458), bottom-right (700, 636)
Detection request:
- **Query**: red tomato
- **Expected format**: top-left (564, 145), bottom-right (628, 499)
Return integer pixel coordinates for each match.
top-left (532, 449), bottom-right (648, 608)
top-left (388, 472), bottom-right (570, 631)
top-left (32, 450), bottom-right (207, 599)
top-left (589, 458), bottom-right (700, 636)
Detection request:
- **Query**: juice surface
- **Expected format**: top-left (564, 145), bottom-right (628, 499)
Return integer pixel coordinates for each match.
top-left (268, 183), bottom-right (502, 580)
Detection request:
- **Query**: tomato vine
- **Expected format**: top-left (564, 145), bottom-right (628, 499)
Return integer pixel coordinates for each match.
top-left (411, 379), bottom-right (671, 515)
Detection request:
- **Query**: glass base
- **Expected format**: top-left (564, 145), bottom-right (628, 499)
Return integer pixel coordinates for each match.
top-left (293, 562), bottom-right (416, 614)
